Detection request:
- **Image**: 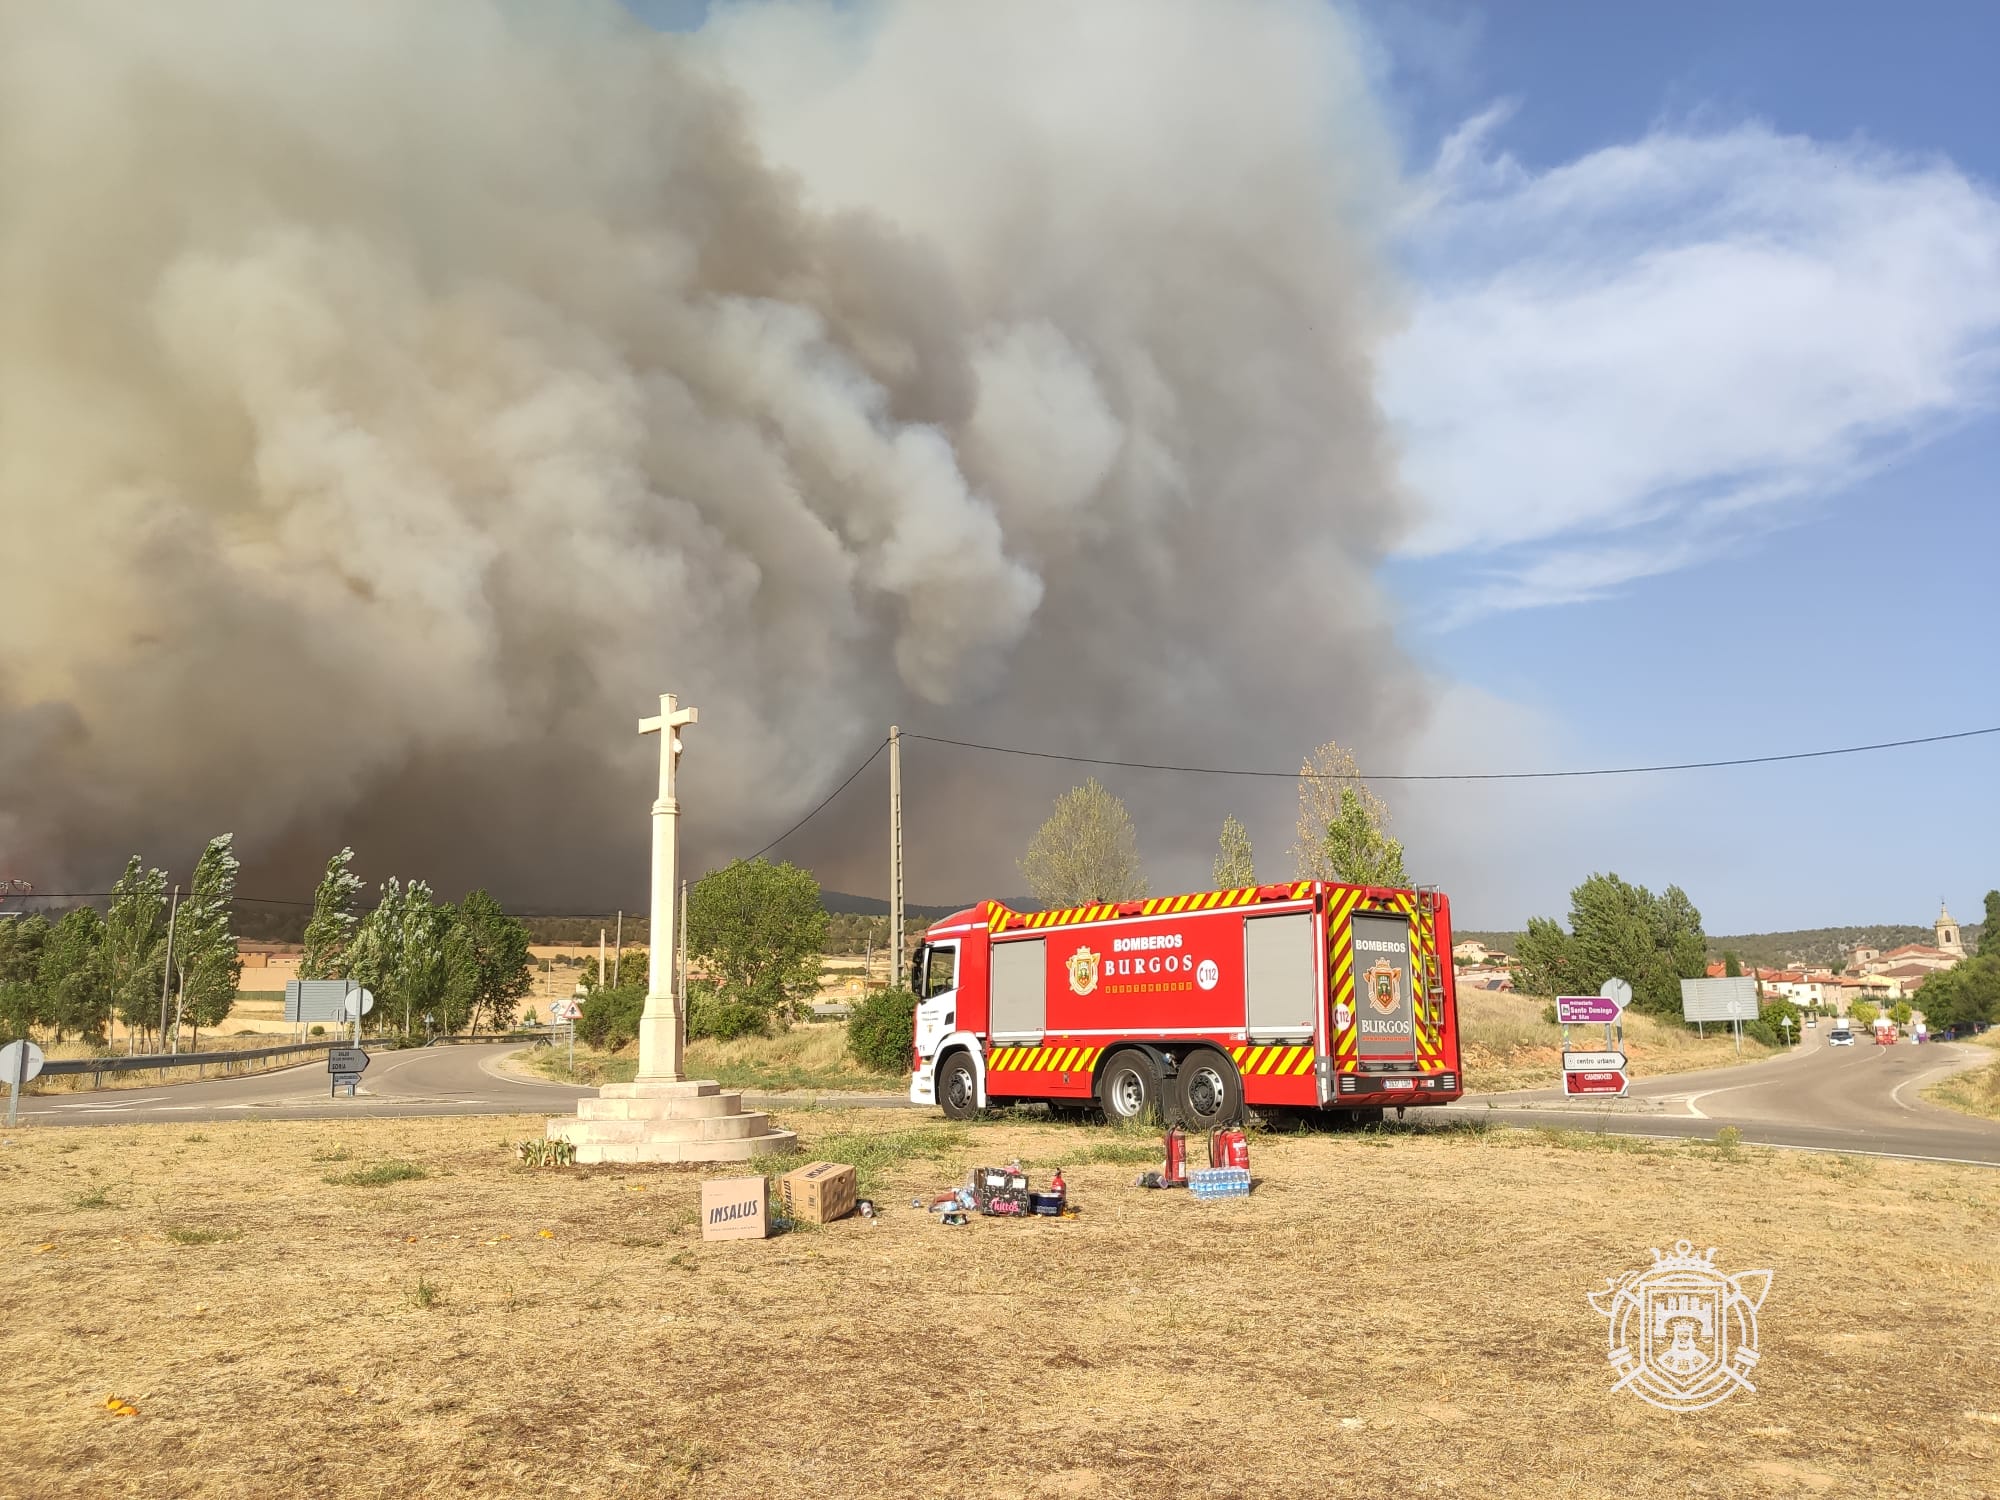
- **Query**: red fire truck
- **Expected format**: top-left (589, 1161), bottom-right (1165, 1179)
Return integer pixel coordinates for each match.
top-left (908, 880), bottom-right (1463, 1127)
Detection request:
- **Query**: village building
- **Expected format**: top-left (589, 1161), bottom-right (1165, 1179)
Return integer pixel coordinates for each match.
top-left (1846, 904), bottom-right (1965, 979)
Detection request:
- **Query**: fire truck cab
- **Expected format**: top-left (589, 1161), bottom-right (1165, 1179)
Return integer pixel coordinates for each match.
top-left (909, 881), bottom-right (1463, 1128)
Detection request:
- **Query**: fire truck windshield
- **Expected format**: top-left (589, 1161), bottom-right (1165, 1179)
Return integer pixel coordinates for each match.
top-left (915, 943), bottom-right (956, 999)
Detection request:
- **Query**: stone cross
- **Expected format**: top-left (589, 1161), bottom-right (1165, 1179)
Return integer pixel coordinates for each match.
top-left (637, 693), bottom-right (697, 1082)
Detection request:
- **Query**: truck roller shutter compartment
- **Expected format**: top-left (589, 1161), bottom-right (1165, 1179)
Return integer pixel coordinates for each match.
top-left (1244, 912), bottom-right (1315, 1042)
top-left (990, 938), bottom-right (1047, 1043)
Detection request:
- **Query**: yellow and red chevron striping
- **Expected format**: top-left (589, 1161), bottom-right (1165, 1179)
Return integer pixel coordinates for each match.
top-left (986, 1044), bottom-right (1104, 1074)
top-left (1227, 1043), bottom-right (1316, 1077)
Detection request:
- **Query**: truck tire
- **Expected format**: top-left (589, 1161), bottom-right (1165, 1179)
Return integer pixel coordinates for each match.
top-left (1096, 1049), bottom-right (1162, 1125)
top-left (936, 1051), bottom-right (982, 1121)
top-left (1173, 1049), bottom-right (1244, 1129)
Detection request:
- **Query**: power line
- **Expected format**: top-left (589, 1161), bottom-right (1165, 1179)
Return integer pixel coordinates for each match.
top-left (904, 723), bottom-right (2000, 783)
top-left (744, 736), bottom-right (889, 859)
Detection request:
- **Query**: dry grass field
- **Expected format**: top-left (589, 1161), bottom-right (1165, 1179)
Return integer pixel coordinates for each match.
top-left (1927, 1030), bottom-right (2000, 1122)
top-left (1453, 989), bottom-right (1772, 1092)
top-left (3, 1110), bottom-right (1995, 1499)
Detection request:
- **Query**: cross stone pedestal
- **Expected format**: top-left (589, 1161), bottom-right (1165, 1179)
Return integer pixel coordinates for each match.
top-left (548, 1078), bottom-right (796, 1164)
top-left (545, 691), bottom-right (796, 1165)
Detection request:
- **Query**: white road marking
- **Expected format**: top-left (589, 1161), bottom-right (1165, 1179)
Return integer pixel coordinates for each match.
top-left (1890, 1045), bottom-right (1990, 1114)
top-left (52, 1096), bottom-right (167, 1111)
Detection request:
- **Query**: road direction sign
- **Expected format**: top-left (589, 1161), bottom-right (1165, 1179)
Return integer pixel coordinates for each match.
top-left (1, 1039), bottom-right (45, 1085)
top-left (1599, 977), bottom-right (1633, 1012)
top-left (327, 1047), bottom-right (370, 1076)
top-left (1563, 1069), bottom-right (1629, 1097)
top-left (343, 987), bottom-right (375, 1018)
top-left (3, 1038), bottom-right (44, 1127)
top-left (1564, 1051), bottom-right (1628, 1071)
top-left (1557, 995), bottom-right (1622, 1025)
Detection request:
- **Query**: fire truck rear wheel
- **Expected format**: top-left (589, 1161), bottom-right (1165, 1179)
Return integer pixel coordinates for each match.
top-left (1096, 1050), bottom-right (1162, 1125)
top-left (937, 1051), bottom-right (982, 1121)
top-left (1173, 1050), bottom-right (1244, 1129)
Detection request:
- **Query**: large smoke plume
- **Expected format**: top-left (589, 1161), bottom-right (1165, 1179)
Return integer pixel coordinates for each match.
top-left (0, 0), bottom-right (1425, 907)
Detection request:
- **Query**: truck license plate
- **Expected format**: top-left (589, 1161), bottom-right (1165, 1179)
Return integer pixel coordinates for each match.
top-left (1384, 1078), bottom-right (1415, 1091)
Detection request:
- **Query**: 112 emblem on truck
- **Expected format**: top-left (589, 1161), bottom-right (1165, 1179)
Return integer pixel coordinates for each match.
top-left (908, 880), bottom-right (1462, 1128)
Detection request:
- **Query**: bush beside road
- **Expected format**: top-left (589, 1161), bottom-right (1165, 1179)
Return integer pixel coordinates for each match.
top-left (3, 1111), bottom-right (1995, 1498)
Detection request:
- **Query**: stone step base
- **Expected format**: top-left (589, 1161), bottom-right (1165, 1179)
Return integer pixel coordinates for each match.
top-left (578, 1093), bottom-right (744, 1122)
top-left (599, 1079), bottom-right (722, 1100)
top-left (555, 1110), bottom-right (777, 1144)
top-left (548, 1122), bottom-right (799, 1164)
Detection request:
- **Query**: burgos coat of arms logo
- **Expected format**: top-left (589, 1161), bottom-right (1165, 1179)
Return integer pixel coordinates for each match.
top-left (1364, 957), bottom-right (1401, 1015)
top-left (1067, 946), bottom-right (1100, 996)
top-left (1589, 1240), bottom-right (1772, 1412)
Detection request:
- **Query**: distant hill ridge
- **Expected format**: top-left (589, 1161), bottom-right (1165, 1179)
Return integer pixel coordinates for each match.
top-left (1452, 924), bottom-right (1985, 971)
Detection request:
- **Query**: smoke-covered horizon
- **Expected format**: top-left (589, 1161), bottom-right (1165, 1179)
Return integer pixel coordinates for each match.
top-left (0, 0), bottom-right (1431, 909)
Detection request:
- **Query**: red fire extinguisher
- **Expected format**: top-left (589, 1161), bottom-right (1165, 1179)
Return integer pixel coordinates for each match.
top-left (1163, 1125), bottom-right (1188, 1186)
top-left (1209, 1128), bottom-right (1249, 1171)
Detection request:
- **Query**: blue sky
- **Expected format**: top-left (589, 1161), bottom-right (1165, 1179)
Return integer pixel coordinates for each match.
top-left (635, 1), bottom-right (1998, 932)
top-left (1348, 1), bottom-right (2000, 930)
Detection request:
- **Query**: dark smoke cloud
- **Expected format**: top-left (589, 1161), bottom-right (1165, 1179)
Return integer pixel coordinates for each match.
top-left (0, 0), bottom-right (1427, 908)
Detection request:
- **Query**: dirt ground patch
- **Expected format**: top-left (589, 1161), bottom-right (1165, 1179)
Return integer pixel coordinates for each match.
top-left (2, 1111), bottom-right (1995, 1499)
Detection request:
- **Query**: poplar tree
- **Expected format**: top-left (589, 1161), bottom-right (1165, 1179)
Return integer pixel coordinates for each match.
top-left (1213, 814), bottom-right (1256, 888)
top-left (103, 857), bottom-right (169, 1050)
top-left (38, 907), bottom-right (107, 1042)
top-left (175, 834), bottom-right (243, 1050)
top-left (1319, 787), bottom-right (1409, 888)
top-left (300, 848), bottom-right (365, 979)
top-left (1291, 739), bottom-right (1394, 882)
top-left (1020, 780), bottom-right (1148, 908)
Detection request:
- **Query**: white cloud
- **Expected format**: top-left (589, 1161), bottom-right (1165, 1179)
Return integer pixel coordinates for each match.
top-left (1383, 115), bottom-right (2000, 618)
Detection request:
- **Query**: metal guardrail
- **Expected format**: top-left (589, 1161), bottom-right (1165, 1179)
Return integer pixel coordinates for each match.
top-left (40, 1040), bottom-right (338, 1090)
top-left (34, 1030), bottom-right (553, 1091)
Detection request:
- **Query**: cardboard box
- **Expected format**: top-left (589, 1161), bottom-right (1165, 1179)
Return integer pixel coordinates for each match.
top-left (780, 1160), bottom-right (858, 1224)
top-left (970, 1164), bottom-right (1030, 1216)
top-left (701, 1175), bottom-right (771, 1240)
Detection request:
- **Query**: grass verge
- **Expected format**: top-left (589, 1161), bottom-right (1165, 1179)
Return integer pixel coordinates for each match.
top-left (1924, 1036), bottom-right (2000, 1122)
top-left (520, 1018), bottom-right (903, 1094)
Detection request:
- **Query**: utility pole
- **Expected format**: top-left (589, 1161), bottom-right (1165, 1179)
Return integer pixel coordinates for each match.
top-left (156, 884), bottom-right (180, 1055)
top-left (613, 909), bottom-right (622, 987)
top-left (598, 927), bottom-right (606, 991)
top-left (678, 879), bottom-right (688, 1021)
top-left (889, 724), bottom-right (904, 988)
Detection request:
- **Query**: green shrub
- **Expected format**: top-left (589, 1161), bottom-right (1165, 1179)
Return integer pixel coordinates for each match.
top-left (688, 986), bottom-right (771, 1041)
top-left (323, 1160), bottom-right (427, 1187)
top-left (846, 986), bottom-right (918, 1073)
top-left (579, 985), bottom-right (646, 1050)
top-left (1540, 1000), bottom-right (1558, 1026)
top-left (1743, 1019), bottom-right (1778, 1048)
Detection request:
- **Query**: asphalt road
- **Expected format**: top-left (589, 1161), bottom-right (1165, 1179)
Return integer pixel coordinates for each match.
top-left (17, 1042), bottom-right (593, 1127)
top-left (1449, 1025), bottom-right (2000, 1167)
top-left (18, 1028), bottom-right (2000, 1166)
